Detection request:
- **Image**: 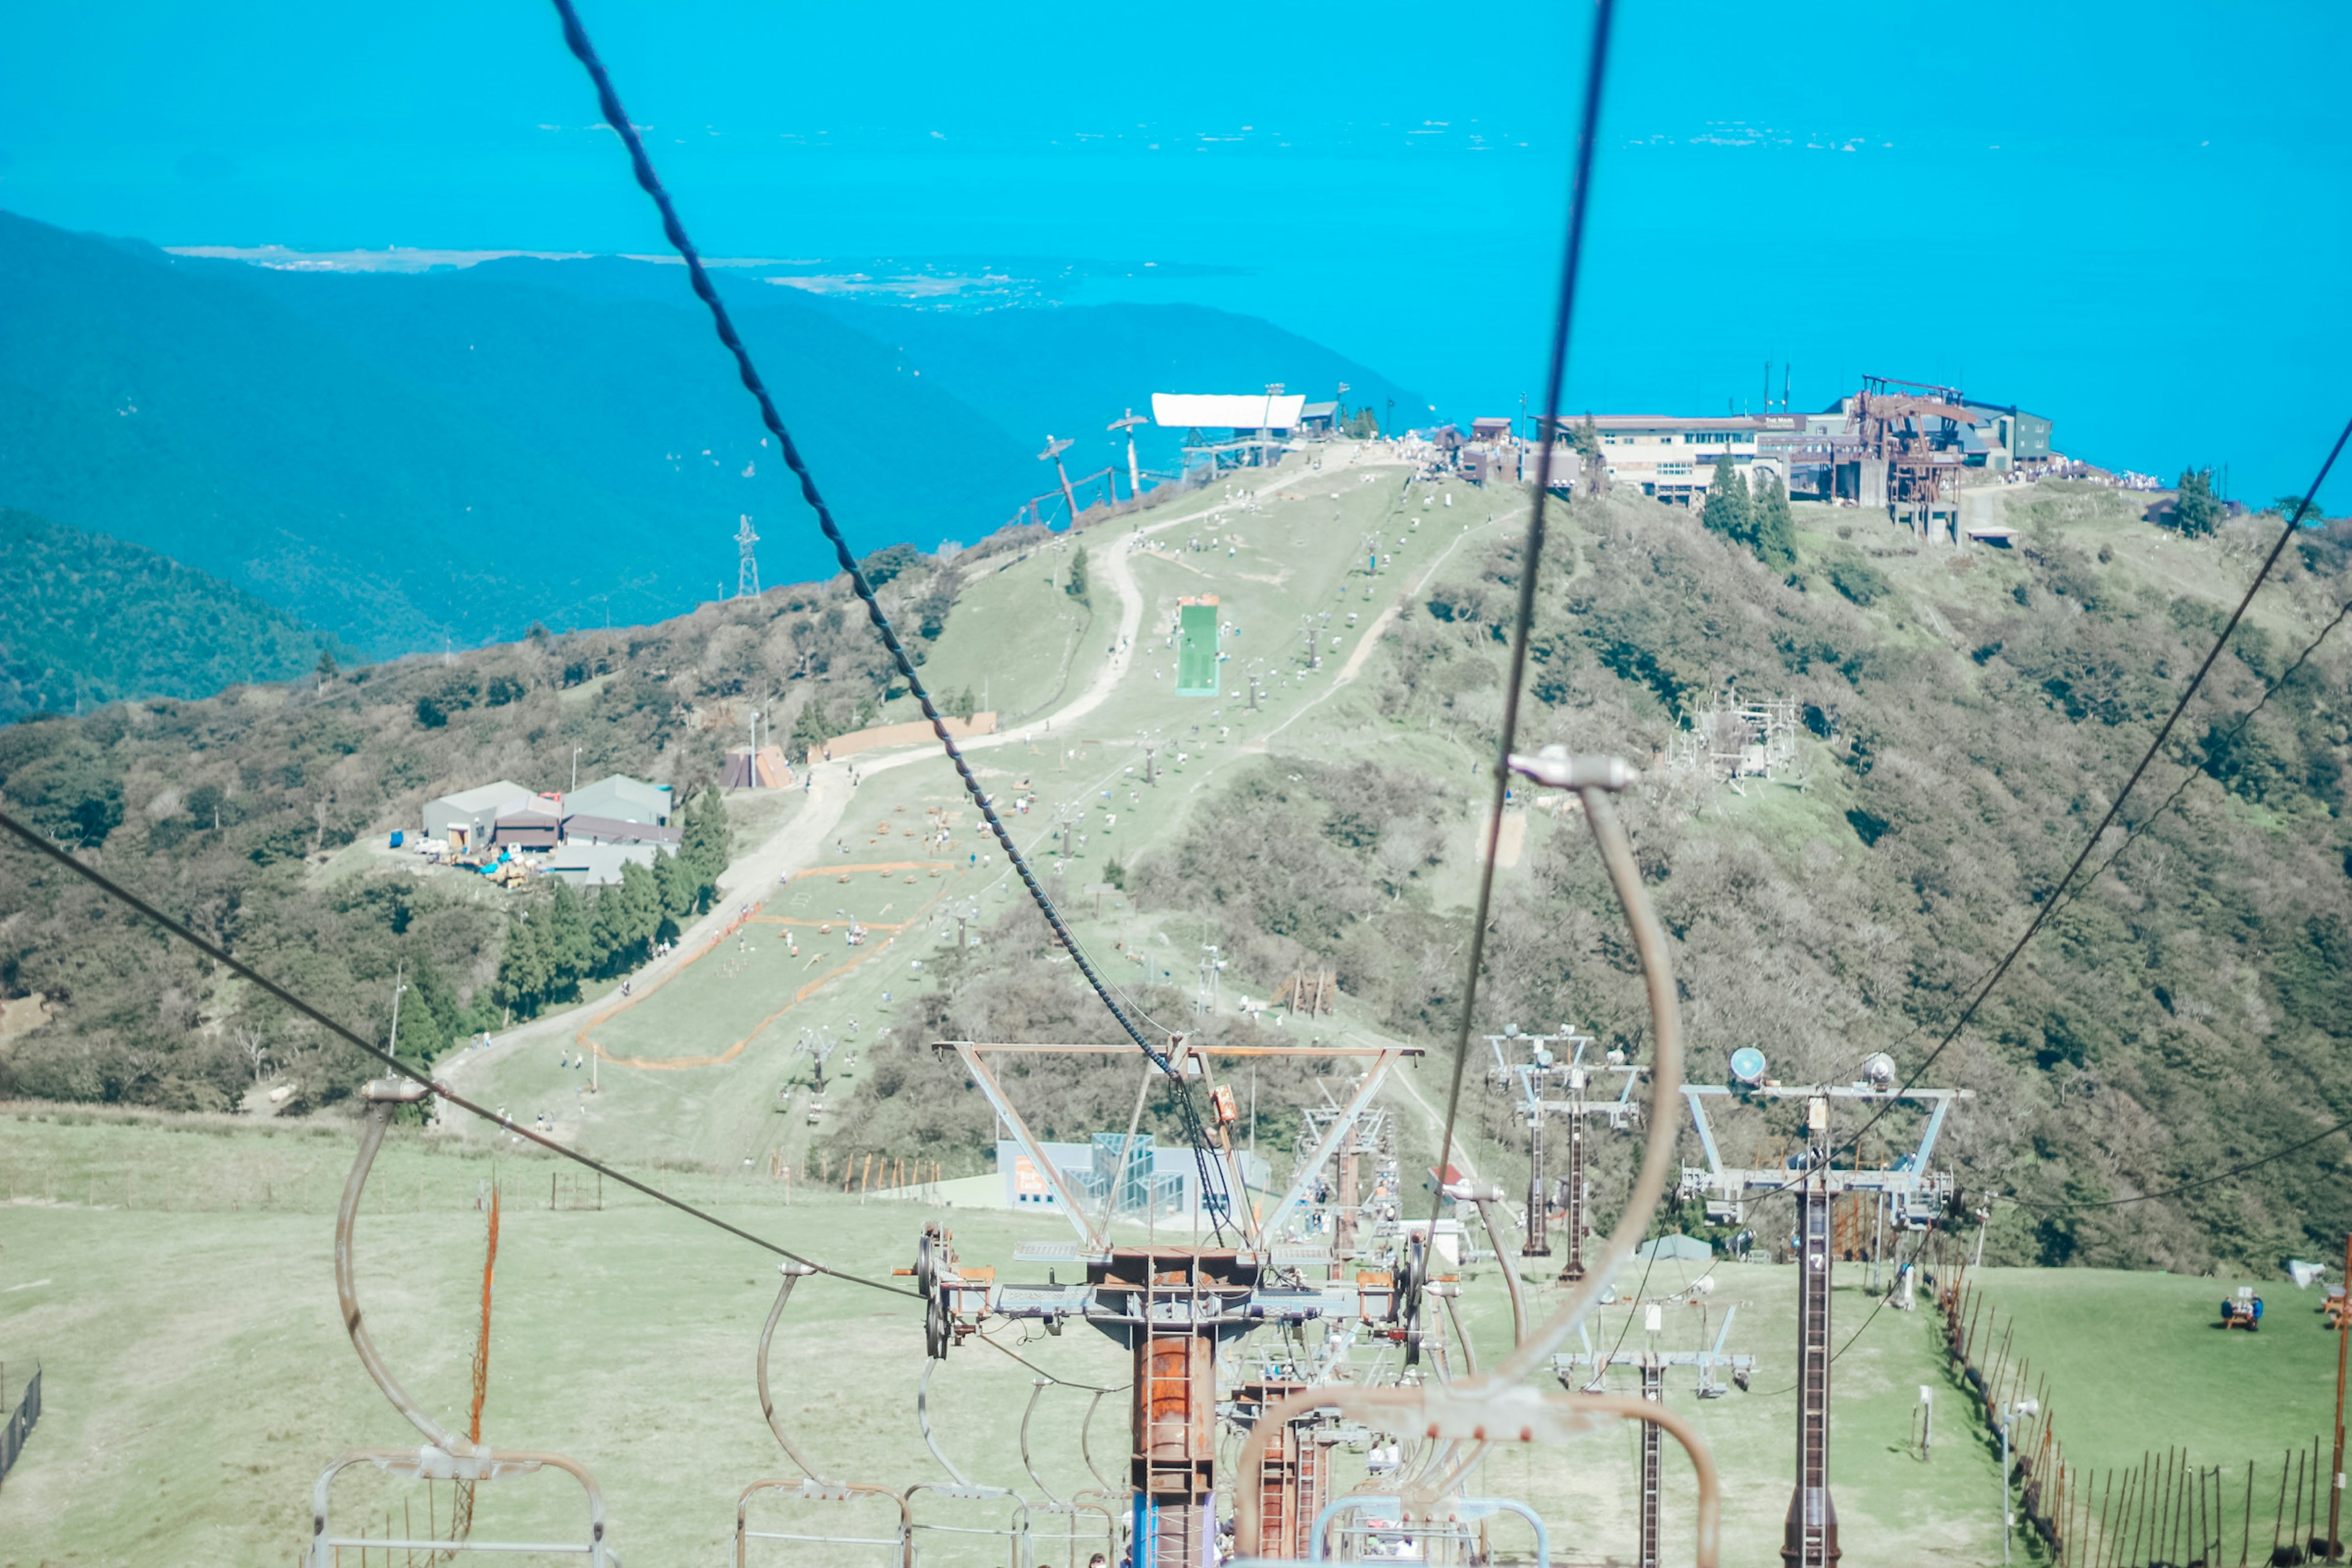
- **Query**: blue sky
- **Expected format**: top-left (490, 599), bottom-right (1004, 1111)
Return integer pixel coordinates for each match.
top-left (2, 1), bottom-right (2346, 507)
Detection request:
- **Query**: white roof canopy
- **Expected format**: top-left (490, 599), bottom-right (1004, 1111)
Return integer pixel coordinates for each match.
top-left (1152, 393), bottom-right (1308, 430)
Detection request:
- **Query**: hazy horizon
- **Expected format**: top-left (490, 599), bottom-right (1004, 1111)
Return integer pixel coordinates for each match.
top-left (4, 0), bottom-right (2346, 505)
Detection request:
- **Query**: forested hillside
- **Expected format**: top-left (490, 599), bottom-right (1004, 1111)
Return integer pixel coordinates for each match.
top-left (1116, 483), bottom-right (2352, 1271)
top-left (0, 539), bottom-right (978, 1110)
top-left (0, 508), bottom-right (337, 724)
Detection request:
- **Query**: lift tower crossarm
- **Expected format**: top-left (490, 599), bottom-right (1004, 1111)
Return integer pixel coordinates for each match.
top-left (941, 1040), bottom-right (1106, 1250)
top-left (1260, 1047), bottom-right (1409, 1245)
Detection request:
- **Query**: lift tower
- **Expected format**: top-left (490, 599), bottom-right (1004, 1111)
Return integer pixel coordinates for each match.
top-left (1487, 1026), bottom-right (1641, 1275)
top-left (1109, 409), bottom-right (1148, 501)
top-left (1039, 435), bottom-right (1080, 523)
top-left (922, 1037), bottom-right (1421, 1566)
top-left (1677, 1050), bottom-right (1967, 1568)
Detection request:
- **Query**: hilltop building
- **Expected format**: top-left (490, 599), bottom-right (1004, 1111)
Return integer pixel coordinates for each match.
top-left (997, 1134), bottom-right (1272, 1221)
top-left (565, 774), bottom-right (671, 826)
top-left (1153, 390), bottom-right (1306, 474)
top-left (416, 773), bottom-right (678, 881)
top-left (422, 781), bottom-right (537, 853)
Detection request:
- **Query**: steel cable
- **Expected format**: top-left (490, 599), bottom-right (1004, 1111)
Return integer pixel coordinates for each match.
top-left (546, 0), bottom-right (1231, 1229)
top-left (1426, 0), bottom-right (1618, 1229)
top-left (0, 806), bottom-right (917, 1298)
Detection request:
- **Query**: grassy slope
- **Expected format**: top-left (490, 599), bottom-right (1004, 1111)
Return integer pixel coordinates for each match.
top-left (0, 1109), bottom-right (2021, 1568)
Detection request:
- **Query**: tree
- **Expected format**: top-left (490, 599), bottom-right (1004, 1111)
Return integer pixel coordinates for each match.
top-left (2171, 469), bottom-right (2223, 537)
top-left (2271, 493), bottom-right (2317, 526)
top-left (677, 787), bottom-right (730, 910)
top-left (1572, 415), bottom-right (1609, 497)
top-left (314, 649), bottom-right (339, 684)
top-left (1700, 454), bottom-right (1752, 548)
top-left (496, 916), bottom-right (551, 1017)
top-left (544, 881), bottom-right (594, 1001)
top-left (948, 686), bottom-right (978, 722)
top-left (1064, 545), bottom-right (1091, 605)
top-left (652, 845), bottom-right (691, 938)
top-left (0, 724), bottom-right (124, 847)
top-left (1749, 468), bottom-right (1796, 568)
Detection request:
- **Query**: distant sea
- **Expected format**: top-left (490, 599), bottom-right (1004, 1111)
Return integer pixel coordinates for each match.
top-left (9, 108), bottom-right (2345, 513)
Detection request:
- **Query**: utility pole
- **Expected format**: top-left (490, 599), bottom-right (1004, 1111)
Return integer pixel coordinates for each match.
top-left (2334, 1229), bottom-right (2350, 1561)
top-left (735, 514), bottom-right (760, 598)
top-left (1245, 665), bottom-right (1264, 713)
top-left (570, 746), bottom-right (581, 795)
top-left (386, 962), bottom-right (407, 1057)
top-left (1039, 435), bottom-right (1079, 523)
top-left (1300, 616), bottom-right (1321, 671)
top-left (1109, 410), bottom-right (1148, 501)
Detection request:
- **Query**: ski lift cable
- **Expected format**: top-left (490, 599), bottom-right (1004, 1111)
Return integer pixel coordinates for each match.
top-left (545, 0), bottom-right (1233, 1230)
top-left (0, 807), bottom-right (916, 1298)
top-left (1427, 0), bottom-right (1618, 1229)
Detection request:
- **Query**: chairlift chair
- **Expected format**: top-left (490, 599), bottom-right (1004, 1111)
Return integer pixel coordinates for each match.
top-left (308, 1079), bottom-right (620, 1567)
top-left (736, 1261), bottom-right (913, 1566)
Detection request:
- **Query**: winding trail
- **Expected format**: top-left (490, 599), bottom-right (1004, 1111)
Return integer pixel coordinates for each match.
top-left (441, 450), bottom-right (1419, 1093)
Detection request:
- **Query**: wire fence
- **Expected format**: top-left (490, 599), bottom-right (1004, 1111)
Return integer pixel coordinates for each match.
top-left (1939, 1275), bottom-right (2339, 1566)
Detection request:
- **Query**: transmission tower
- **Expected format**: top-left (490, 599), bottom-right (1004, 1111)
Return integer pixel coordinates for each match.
top-left (735, 514), bottom-right (760, 598)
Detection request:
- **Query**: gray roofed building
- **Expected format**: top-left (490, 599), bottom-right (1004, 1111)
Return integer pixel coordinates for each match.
top-left (565, 774), bottom-right (671, 826)
top-left (545, 842), bottom-right (658, 887)
top-left (562, 814), bottom-right (682, 847)
top-left (491, 800), bottom-right (564, 851)
top-left (423, 781), bottom-right (535, 851)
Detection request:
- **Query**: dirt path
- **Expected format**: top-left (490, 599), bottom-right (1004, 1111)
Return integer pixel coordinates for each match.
top-left (1251, 508), bottom-right (1510, 751)
top-left (437, 764), bottom-right (855, 1088)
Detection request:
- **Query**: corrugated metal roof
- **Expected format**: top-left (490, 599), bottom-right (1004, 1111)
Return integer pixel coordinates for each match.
top-left (434, 780), bottom-right (533, 814)
top-left (1151, 393), bottom-right (1308, 429)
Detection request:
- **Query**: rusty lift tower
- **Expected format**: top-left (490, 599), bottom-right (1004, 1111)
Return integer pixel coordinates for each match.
top-left (1558, 1289), bottom-right (1756, 1568)
top-left (919, 1036), bottom-right (1421, 1564)
top-left (1678, 1048), bottom-right (1968, 1567)
top-left (1487, 1025), bottom-right (1642, 1277)
top-left (1039, 435), bottom-right (1080, 524)
top-left (1853, 374), bottom-right (1975, 544)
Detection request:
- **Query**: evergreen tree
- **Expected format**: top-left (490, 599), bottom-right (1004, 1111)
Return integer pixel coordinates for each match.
top-left (545, 881), bottom-right (593, 1001)
top-left (496, 916), bottom-right (550, 1017)
top-left (2173, 469), bottom-right (2223, 537)
top-left (1700, 454), bottom-right (1752, 546)
top-left (1572, 415), bottom-right (1609, 496)
top-left (393, 952), bottom-right (461, 1064)
top-left (677, 787), bottom-right (729, 913)
top-left (1749, 469), bottom-right (1796, 568)
top-left (652, 845), bottom-right (690, 938)
top-left (589, 859), bottom-right (663, 974)
top-left (1065, 545), bottom-right (1091, 605)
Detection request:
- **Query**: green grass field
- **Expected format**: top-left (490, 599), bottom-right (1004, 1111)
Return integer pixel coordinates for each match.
top-left (0, 1107), bottom-right (2026, 1568)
